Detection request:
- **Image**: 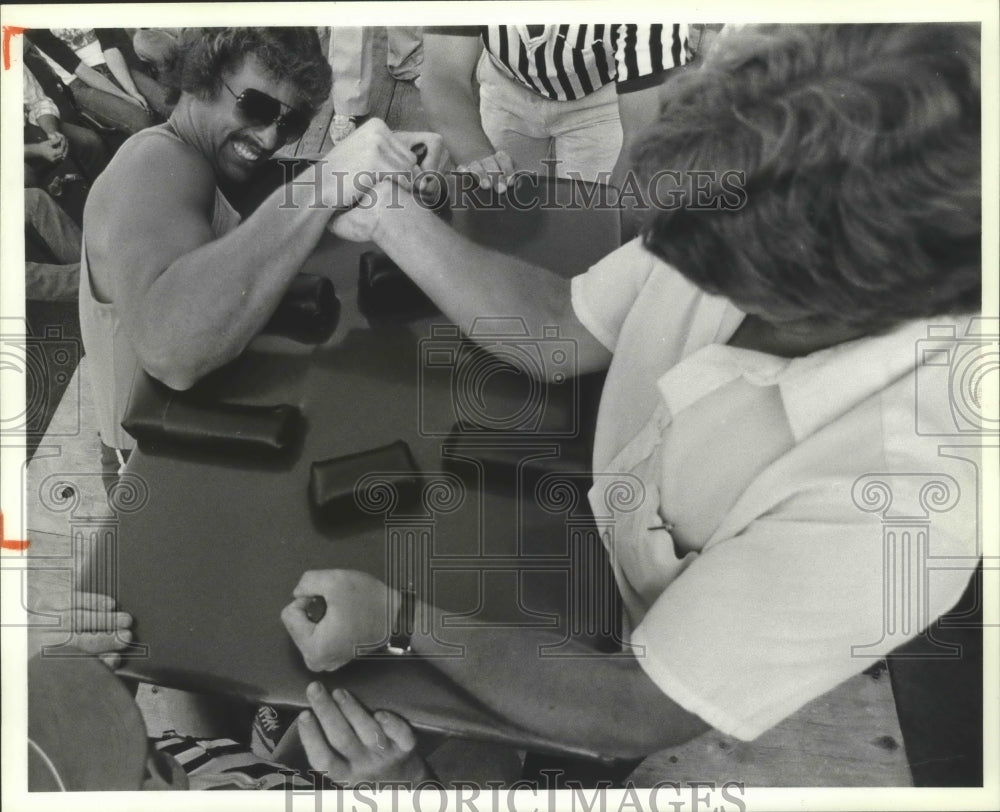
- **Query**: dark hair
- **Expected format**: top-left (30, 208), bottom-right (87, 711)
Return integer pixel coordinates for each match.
top-left (163, 28), bottom-right (332, 111)
top-left (634, 24), bottom-right (981, 331)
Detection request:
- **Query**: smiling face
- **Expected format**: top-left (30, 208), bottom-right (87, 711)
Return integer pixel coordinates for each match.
top-left (192, 56), bottom-right (307, 184)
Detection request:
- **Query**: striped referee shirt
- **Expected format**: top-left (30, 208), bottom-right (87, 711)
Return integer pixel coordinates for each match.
top-left (426, 24), bottom-right (690, 101)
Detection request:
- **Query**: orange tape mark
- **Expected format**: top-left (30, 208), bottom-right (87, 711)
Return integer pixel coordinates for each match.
top-left (3, 26), bottom-right (28, 71)
top-left (0, 511), bottom-right (30, 550)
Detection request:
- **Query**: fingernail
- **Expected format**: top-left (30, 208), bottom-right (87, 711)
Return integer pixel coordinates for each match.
top-left (307, 681), bottom-right (323, 697)
top-left (120, 629), bottom-right (132, 642)
top-left (332, 688), bottom-right (347, 701)
top-left (116, 613), bottom-right (132, 628)
top-left (300, 710), bottom-right (313, 724)
top-left (374, 711), bottom-right (387, 723)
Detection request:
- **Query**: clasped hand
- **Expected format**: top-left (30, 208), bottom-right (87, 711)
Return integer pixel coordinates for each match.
top-left (319, 119), bottom-right (447, 210)
top-left (281, 570), bottom-right (398, 672)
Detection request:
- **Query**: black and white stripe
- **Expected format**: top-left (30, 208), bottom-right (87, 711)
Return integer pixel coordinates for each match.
top-left (482, 24), bottom-right (688, 101)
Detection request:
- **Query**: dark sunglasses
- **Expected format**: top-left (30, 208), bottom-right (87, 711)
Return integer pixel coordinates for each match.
top-left (221, 80), bottom-right (311, 145)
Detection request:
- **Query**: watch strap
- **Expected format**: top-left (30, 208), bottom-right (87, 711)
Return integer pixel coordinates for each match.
top-left (387, 587), bottom-right (416, 654)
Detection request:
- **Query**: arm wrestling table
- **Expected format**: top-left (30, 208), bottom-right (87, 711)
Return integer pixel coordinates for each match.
top-left (99, 176), bottom-right (626, 758)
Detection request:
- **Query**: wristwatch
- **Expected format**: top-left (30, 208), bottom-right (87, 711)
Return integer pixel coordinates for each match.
top-left (386, 587), bottom-right (416, 655)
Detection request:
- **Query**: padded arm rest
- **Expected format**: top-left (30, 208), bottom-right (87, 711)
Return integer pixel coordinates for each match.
top-left (122, 372), bottom-right (301, 455)
top-left (310, 440), bottom-right (421, 522)
top-left (263, 274), bottom-right (340, 344)
top-left (358, 251), bottom-right (438, 324)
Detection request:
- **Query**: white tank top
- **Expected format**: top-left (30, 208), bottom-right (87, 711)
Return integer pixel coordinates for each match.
top-left (78, 124), bottom-right (243, 450)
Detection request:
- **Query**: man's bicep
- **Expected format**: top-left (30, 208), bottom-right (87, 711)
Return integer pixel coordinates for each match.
top-left (99, 148), bottom-right (217, 317)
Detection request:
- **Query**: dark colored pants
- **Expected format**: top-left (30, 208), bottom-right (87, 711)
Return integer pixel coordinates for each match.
top-left (24, 188), bottom-right (82, 301)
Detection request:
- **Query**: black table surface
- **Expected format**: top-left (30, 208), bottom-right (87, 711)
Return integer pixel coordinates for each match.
top-left (109, 177), bottom-right (624, 758)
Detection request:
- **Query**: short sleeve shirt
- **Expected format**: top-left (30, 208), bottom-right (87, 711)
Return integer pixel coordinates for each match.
top-left (426, 25), bottom-right (690, 101)
top-left (571, 238), bottom-right (982, 740)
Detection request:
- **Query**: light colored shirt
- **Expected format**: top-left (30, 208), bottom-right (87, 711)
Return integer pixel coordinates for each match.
top-left (571, 237), bottom-right (981, 740)
top-left (23, 68), bottom-right (61, 126)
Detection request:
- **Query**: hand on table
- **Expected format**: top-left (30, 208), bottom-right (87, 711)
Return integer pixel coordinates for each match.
top-left (456, 150), bottom-right (516, 193)
top-left (281, 570), bottom-right (397, 672)
top-left (299, 682), bottom-right (430, 786)
top-left (28, 590), bottom-right (133, 670)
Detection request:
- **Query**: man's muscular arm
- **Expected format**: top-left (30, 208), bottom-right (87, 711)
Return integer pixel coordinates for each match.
top-left (283, 570), bottom-right (709, 758)
top-left (87, 137), bottom-right (332, 389)
top-left (330, 183), bottom-right (612, 381)
top-left (86, 121), bottom-right (424, 390)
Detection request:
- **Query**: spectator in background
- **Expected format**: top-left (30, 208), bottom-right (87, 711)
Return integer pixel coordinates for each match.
top-left (421, 25), bottom-right (689, 190)
top-left (132, 27), bottom-right (184, 80)
top-left (326, 27), bottom-right (423, 143)
top-left (25, 28), bottom-right (169, 135)
top-left (23, 64), bottom-right (108, 186)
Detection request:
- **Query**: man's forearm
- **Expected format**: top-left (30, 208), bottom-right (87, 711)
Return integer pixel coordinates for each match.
top-left (420, 78), bottom-right (496, 166)
top-left (36, 114), bottom-right (61, 137)
top-left (74, 63), bottom-right (135, 103)
top-left (368, 194), bottom-right (611, 379)
top-left (409, 602), bottom-right (709, 758)
top-left (103, 48), bottom-right (142, 97)
top-left (131, 167), bottom-right (337, 389)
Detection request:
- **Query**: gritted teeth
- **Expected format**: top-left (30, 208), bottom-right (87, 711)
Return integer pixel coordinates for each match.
top-left (233, 140), bottom-right (264, 162)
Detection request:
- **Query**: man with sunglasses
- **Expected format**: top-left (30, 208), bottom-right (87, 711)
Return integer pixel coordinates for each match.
top-left (80, 28), bottom-right (443, 484)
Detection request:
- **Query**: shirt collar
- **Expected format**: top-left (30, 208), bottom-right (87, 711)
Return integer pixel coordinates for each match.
top-left (514, 25), bottom-right (555, 55)
top-left (657, 315), bottom-right (970, 443)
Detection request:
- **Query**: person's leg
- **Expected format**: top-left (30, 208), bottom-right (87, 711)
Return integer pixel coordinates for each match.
top-left (24, 123), bottom-right (52, 188)
top-left (69, 81), bottom-right (153, 136)
top-left (386, 27), bottom-right (423, 81)
top-left (25, 259), bottom-right (81, 302)
top-left (546, 82), bottom-right (623, 183)
top-left (60, 121), bottom-right (109, 182)
top-left (24, 188), bottom-right (82, 265)
top-left (328, 26), bottom-right (374, 117)
top-left (24, 161), bottom-right (43, 188)
top-left (477, 55), bottom-right (553, 175)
